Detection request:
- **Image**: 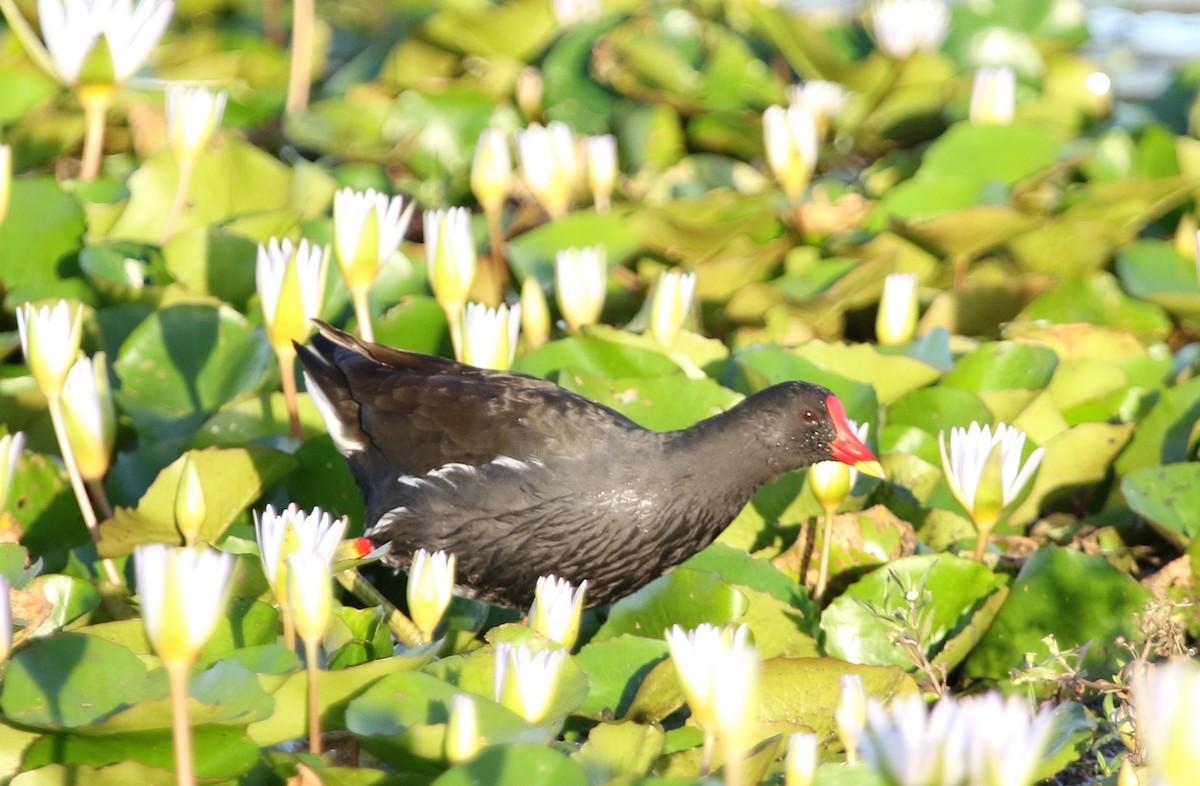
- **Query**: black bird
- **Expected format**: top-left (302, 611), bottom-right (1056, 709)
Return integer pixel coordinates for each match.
top-left (297, 323), bottom-right (882, 608)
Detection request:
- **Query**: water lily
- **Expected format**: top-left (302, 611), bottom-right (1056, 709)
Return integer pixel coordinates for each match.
top-left (287, 549), bottom-right (334, 753)
top-left (649, 270), bottom-right (696, 347)
top-left (0, 144), bottom-right (11, 224)
top-left (166, 84), bottom-right (225, 163)
top-left (970, 65), bottom-right (1016, 125)
top-left (551, 0), bottom-right (600, 27)
top-left (711, 628), bottom-right (760, 785)
top-left (809, 420), bottom-right (869, 599)
top-left (0, 576), bottom-right (10, 663)
top-left (555, 245), bottom-right (606, 330)
top-left (494, 642), bottom-right (566, 724)
top-left (860, 694), bottom-right (966, 786)
top-left (835, 673), bottom-right (867, 765)
top-left (425, 207), bottom-right (477, 352)
top-left (763, 103), bottom-right (819, 202)
top-left (0, 433), bottom-right (25, 516)
top-left (173, 454), bottom-right (204, 547)
top-left (407, 548), bottom-right (456, 641)
top-left (528, 574), bottom-right (588, 649)
top-left (521, 277), bottom-right (552, 349)
top-left (787, 80), bottom-right (849, 140)
top-left (870, 0), bottom-right (950, 59)
top-left (471, 129), bottom-right (513, 216)
top-left (876, 273), bottom-right (919, 346)
top-left (460, 302), bottom-right (521, 371)
top-left (59, 353), bottom-right (115, 483)
top-left (446, 693), bottom-right (483, 763)
top-left (255, 503), bottom-right (346, 648)
top-left (584, 134), bottom-right (617, 212)
top-left (1134, 659), bottom-right (1200, 786)
top-left (516, 121), bottom-right (578, 218)
top-left (786, 732), bottom-right (818, 786)
top-left (962, 693), bottom-right (1056, 786)
top-left (939, 422), bottom-right (1044, 561)
top-left (334, 188), bottom-right (414, 341)
top-left (17, 300), bottom-right (83, 399)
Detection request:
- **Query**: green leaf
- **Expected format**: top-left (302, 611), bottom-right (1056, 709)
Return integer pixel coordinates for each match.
top-left (887, 386), bottom-right (993, 437)
top-left (920, 123), bottom-right (1062, 185)
top-left (505, 211), bottom-right (640, 288)
top-left (516, 336), bottom-right (682, 380)
top-left (820, 555), bottom-right (1007, 671)
top-left (21, 725), bottom-right (258, 779)
top-left (940, 341), bottom-right (1059, 394)
top-left (431, 744), bottom-right (588, 786)
top-left (1019, 273), bottom-right (1172, 338)
top-left (1009, 422), bottom-right (1134, 523)
top-left (1116, 239), bottom-right (1200, 318)
top-left (573, 721), bottom-right (666, 781)
top-left (1114, 377), bottom-right (1200, 477)
top-left (25, 575), bottom-right (101, 636)
top-left (111, 302), bottom-right (274, 439)
top-left (1, 633), bottom-right (153, 730)
top-left (593, 568), bottom-right (748, 642)
top-left (0, 177), bottom-right (86, 292)
top-left (161, 228), bottom-right (259, 309)
top-left (559, 371), bottom-right (742, 431)
top-left (574, 635), bottom-right (670, 720)
top-left (97, 447), bottom-right (298, 558)
top-left (792, 341), bottom-right (943, 405)
top-left (1122, 463), bottom-right (1200, 549)
top-left (964, 546), bottom-right (1152, 683)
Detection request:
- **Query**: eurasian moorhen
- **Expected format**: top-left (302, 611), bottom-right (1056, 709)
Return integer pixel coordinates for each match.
top-left (297, 323), bottom-right (883, 608)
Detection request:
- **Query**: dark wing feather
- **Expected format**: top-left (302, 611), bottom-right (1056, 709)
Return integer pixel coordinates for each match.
top-left (297, 322), bottom-right (644, 482)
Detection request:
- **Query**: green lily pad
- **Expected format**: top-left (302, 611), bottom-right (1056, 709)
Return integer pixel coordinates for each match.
top-left (1019, 273), bottom-right (1172, 338)
top-left (432, 743), bottom-right (588, 786)
top-left (792, 341), bottom-right (943, 405)
top-left (162, 228), bottom-right (259, 309)
top-left (504, 211), bottom-right (640, 289)
top-left (1009, 422), bottom-right (1134, 523)
top-left (574, 635), bottom-right (670, 720)
top-left (20, 726), bottom-right (258, 780)
top-left (964, 546), bottom-right (1151, 683)
top-left (24, 575), bottom-right (101, 637)
top-left (517, 336), bottom-right (682, 380)
top-left (886, 387), bottom-right (993, 442)
top-left (112, 302), bottom-right (274, 439)
top-left (1116, 240), bottom-right (1200, 318)
top-left (559, 371), bottom-right (742, 431)
top-left (1121, 463), bottom-right (1200, 549)
top-left (940, 341), bottom-right (1059, 395)
top-left (573, 721), bottom-right (665, 781)
top-left (820, 554), bottom-right (1007, 671)
top-left (730, 346), bottom-right (879, 426)
top-left (0, 177), bottom-right (86, 292)
top-left (593, 568), bottom-right (748, 642)
top-left (1114, 376), bottom-right (1200, 478)
top-left (97, 446), bottom-right (298, 558)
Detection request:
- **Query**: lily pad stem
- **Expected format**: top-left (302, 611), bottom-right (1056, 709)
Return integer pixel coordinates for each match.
top-left (285, 0), bottom-right (314, 113)
top-left (78, 84), bottom-right (114, 181)
top-left (303, 636), bottom-right (323, 754)
top-left (815, 507), bottom-right (836, 602)
top-left (165, 659), bottom-right (196, 786)
top-left (276, 345), bottom-right (304, 440)
top-left (162, 154), bottom-right (197, 244)
top-left (351, 285), bottom-right (374, 343)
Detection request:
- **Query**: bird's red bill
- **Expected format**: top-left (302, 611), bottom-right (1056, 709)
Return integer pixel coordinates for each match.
top-left (825, 395), bottom-right (883, 477)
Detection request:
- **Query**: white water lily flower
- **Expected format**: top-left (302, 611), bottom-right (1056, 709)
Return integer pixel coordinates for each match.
top-left (528, 574), bottom-right (588, 649)
top-left (786, 732), bottom-right (818, 786)
top-left (0, 433), bottom-right (25, 515)
top-left (287, 550), bottom-right (333, 643)
top-left (493, 641), bottom-right (565, 724)
top-left (870, 0), bottom-right (950, 59)
top-left (962, 692), bottom-right (1056, 786)
top-left (763, 103), bottom-right (819, 201)
top-left (424, 207), bottom-right (477, 310)
top-left (1134, 659), bottom-right (1200, 786)
top-left (584, 134), bottom-right (617, 212)
top-left (471, 129), bottom-right (513, 215)
top-left (407, 548), bottom-right (456, 639)
top-left (446, 693), bottom-right (483, 763)
top-left (333, 188), bottom-right (414, 291)
top-left (516, 121), bottom-right (578, 218)
top-left (877, 273), bottom-right (919, 346)
top-left (649, 270), bottom-right (696, 347)
top-left (134, 543), bottom-right (233, 665)
top-left (166, 84), bottom-right (226, 162)
top-left (555, 245), bottom-right (606, 330)
top-left (59, 353), bottom-right (116, 481)
top-left (861, 694), bottom-right (967, 786)
top-left (835, 673), bottom-right (867, 761)
top-left (254, 503), bottom-right (347, 601)
top-left (38, 0), bottom-right (174, 86)
top-left (938, 422), bottom-right (1044, 528)
top-left (17, 300), bottom-right (83, 398)
top-left (0, 144), bottom-right (11, 224)
top-left (788, 80), bottom-right (850, 140)
top-left (461, 302), bottom-right (521, 371)
top-left (969, 65), bottom-right (1016, 125)
top-left (255, 237), bottom-right (327, 351)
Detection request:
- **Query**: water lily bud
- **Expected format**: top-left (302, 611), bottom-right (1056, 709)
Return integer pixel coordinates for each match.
top-left (649, 270), bottom-right (696, 348)
top-left (256, 238), bottom-right (328, 354)
top-left (166, 84), bottom-right (227, 163)
top-left (0, 576), bottom-right (10, 663)
top-left (174, 454), bottom-right (205, 546)
top-left (521, 277), bottom-right (552, 349)
top-left (584, 134), bottom-right (617, 212)
top-left (17, 301), bottom-right (84, 400)
top-left (446, 693), bottom-right (483, 763)
top-left (134, 543), bottom-right (233, 666)
top-left (38, 0), bottom-right (174, 87)
top-left (870, 0), bottom-right (950, 59)
top-left (555, 245), bottom-right (606, 330)
top-left (60, 353), bottom-right (116, 482)
top-left (471, 130), bottom-right (513, 216)
top-left (493, 641), bottom-right (565, 724)
top-left (809, 421), bottom-right (868, 513)
top-left (969, 66), bottom-right (1016, 125)
top-left (1117, 758), bottom-right (1138, 786)
top-left (516, 67), bottom-right (544, 122)
top-left (835, 674), bottom-right (867, 764)
top-left (461, 302), bottom-right (521, 371)
top-left (0, 433), bottom-right (24, 515)
top-left (788, 81), bottom-right (850, 141)
top-left (1135, 659), bottom-right (1200, 786)
top-left (0, 144), bottom-right (10, 225)
top-left (516, 121), bottom-right (578, 219)
top-left (424, 207), bottom-right (477, 312)
top-left (255, 503), bottom-right (347, 606)
top-left (876, 273), bottom-right (919, 346)
top-left (763, 104), bottom-right (819, 202)
top-left (334, 188), bottom-right (414, 293)
top-left (407, 548), bottom-right (456, 640)
top-left (551, 0), bottom-right (601, 26)
top-left (528, 575), bottom-right (588, 649)
top-left (287, 550), bottom-right (333, 643)
top-left (786, 732), bottom-right (818, 786)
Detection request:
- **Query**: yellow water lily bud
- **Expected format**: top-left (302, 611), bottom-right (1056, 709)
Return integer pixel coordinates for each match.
top-left (584, 134), bottom-right (617, 212)
top-left (424, 208), bottom-right (477, 312)
top-left (970, 66), bottom-right (1016, 125)
top-left (876, 273), bottom-right (919, 346)
top-left (471, 130), bottom-right (513, 216)
top-left (288, 551), bottom-right (333, 643)
top-left (786, 732), bottom-right (818, 786)
top-left (528, 575), bottom-right (588, 649)
top-left (555, 245), bottom-right (606, 330)
top-left (174, 454), bottom-right (205, 546)
top-left (494, 642), bottom-right (565, 724)
top-left (446, 693), bottom-right (483, 763)
top-left (517, 121), bottom-right (578, 219)
top-left (460, 302), bottom-right (521, 371)
top-left (763, 104), bottom-right (819, 201)
top-left (0, 144), bottom-right (10, 225)
top-left (60, 353), bottom-right (116, 482)
top-left (649, 270), bottom-right (696, 347)
top-left (166, 84), bottom-right (227, 163)
top-left (521, 277), bottom-right (551, 349)
top-left (407, 548), bottom-right (455, 640)
top-left (256, 238), bottom-right (328, 353)
top-left (0, 433), bottom-right (24, 515)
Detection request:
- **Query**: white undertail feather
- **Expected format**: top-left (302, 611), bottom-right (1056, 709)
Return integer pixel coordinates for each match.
top-left (304, 371), bottom-right (367, 453)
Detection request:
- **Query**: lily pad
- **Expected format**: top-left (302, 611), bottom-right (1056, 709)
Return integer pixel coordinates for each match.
top-left (574, 635), bottom-right (670, 719)
top-left (432, 743), bottom-right (588, 786)
top-left (1121, 463), bottom-right (1200, 549)
top-left (592, 568), bottom-right (748, 642)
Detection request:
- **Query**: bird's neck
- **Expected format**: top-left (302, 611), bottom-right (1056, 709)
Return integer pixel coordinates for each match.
top-left (664, 398), bottom-right (789, 495)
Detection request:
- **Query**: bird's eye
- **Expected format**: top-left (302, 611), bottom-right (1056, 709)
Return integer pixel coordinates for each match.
top-left (802, 409), bottom-right (817, 423)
